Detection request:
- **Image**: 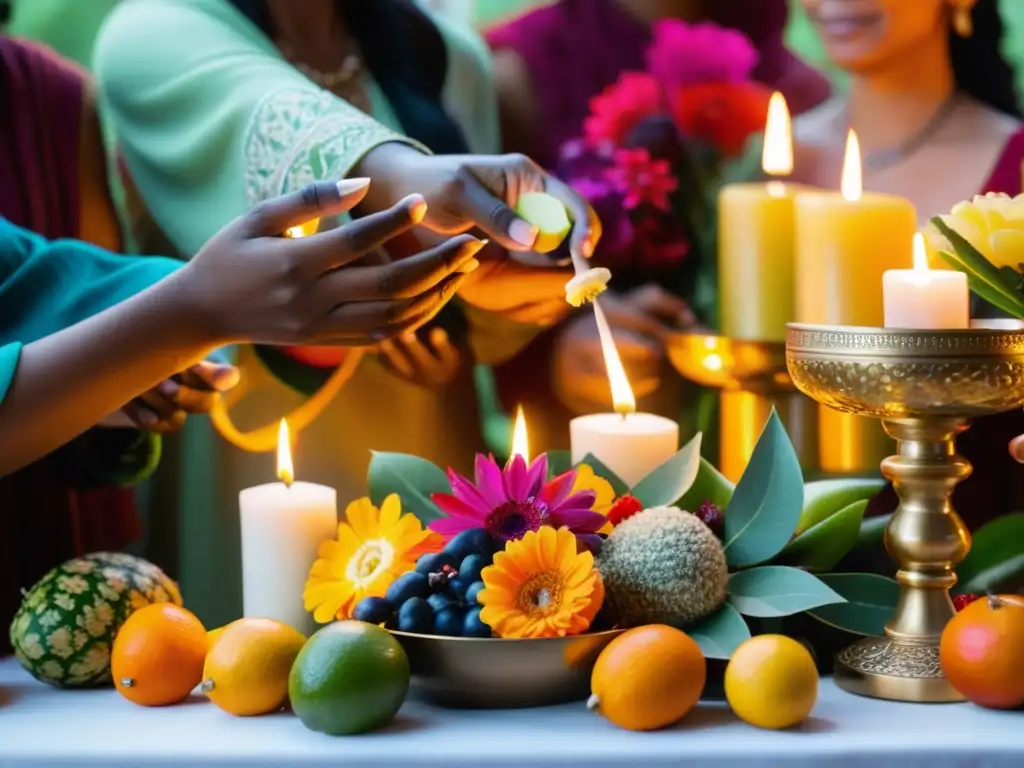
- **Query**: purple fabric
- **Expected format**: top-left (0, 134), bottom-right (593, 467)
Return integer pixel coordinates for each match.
top-left (485, 0), bottom-right (832, 169)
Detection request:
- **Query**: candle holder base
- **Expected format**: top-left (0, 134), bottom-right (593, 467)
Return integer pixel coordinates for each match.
top-left (833, 636), bottom-right (962, 703)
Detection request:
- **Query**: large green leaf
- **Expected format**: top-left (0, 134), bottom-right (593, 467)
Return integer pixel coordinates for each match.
top-left (957, 513), bottom-right (1024, 593)
top-left (367, 451), bottom-right (450, 524)
top-left (630, 433), bottom-right (702, 509)
top-left (723, 410), bottom-right (804, 567)
top-left (808, 573), bottom-right (900, 636)
top-left (796, 478), bottom-right (885, 535)
top-left (932, 217), bottom-right (1024, 317)
top-left (937, 247), bottom-right (1024, 318)
top-left (727, 566), bottom-right (845, 618)
top-left (546, 450), bottom-right (572, 477)
top-left (676, 456), bottom-right (734, 513)
top-left (855, 513), bottom-right (891, 553)
top-left (778, 500), bottom-right (867, 572)
top-left (687, 603), bottom-right (751, 660)
top-left (577, 453), bottom-right (629, 497)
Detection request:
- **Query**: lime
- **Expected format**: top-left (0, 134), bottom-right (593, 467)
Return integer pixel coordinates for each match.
top-left (515, 192), bottom-right (571, 253)
top-left (288, 621), bottom-right (410, 736)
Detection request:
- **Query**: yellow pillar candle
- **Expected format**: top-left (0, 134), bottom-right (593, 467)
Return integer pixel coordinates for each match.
top-left (795, 130), bottom-right (917, 474)
top-left (718, 92), bottom-right (801, 341)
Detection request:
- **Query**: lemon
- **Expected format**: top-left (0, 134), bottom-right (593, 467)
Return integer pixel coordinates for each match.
top-left (205, 620), bottom-right (241, 651)
top-left (515, 192), bottom-right (571, 253)
top-left (724, 635), bottom-right (818, 729)
top-left (201, 618), bottom-right (306, 716)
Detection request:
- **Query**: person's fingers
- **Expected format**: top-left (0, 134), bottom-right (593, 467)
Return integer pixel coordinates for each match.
top-left (377, 339), bottom-right (416, 379)
top-left (450, 167), bottom-right (539, 252)
top-left (321, 236), bottom-right (485, 302)
top-left (288, 194), bottom-right (428, 274)
top-left (121, 399), bottom-right (187, 433)
top-left (428, 327), bottom-right (459, 369)
top-left (152, 379), bottom-right (219, 415)
top-left (627, 285), bottom-right (696, 326)
top-left (177, 361), bottom-right (241, 393)
top-left (543, 175), bottom-right (602, 260)
top-left (1010, 433), bottom-right (1024, 463)
top-left (137, 389), bottom-right (179, 422)
top-left (242, 178), bottom-right (372, 238)
top-left (396, 331), bottom-right (441, 371)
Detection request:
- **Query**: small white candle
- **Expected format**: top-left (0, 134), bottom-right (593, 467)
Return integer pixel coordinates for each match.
top-left (239, 420), bottom-right (337, 635)
top-left (883, 233), bottom-right (969, 329)
top-left (568, 301), bottom-right (680, 488)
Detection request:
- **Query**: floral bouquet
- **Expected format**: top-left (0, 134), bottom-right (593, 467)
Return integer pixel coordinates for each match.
top-left (560, 20), bottom-right (772, 312)
top-left (302, 411), bottom-right (909, 659)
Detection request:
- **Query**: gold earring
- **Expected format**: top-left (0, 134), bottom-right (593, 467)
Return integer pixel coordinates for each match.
top-left (952, 0), bottom-right (975, 37)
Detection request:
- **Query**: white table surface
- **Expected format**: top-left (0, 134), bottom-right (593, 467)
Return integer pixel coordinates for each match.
top-left (1, 657), bottom-right (1021, 768)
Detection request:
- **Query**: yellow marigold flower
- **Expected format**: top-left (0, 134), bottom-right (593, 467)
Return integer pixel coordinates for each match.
top-left (478, 526), bottom-right (604, 639)
top-left (565, 267), bottom-right (612, 307)
top-left (935, 192), bottom-right (1024, 272)
top-left (303, 494), bottom-right (442, 623)
top-left (570, 463), bottom-right (616, 533)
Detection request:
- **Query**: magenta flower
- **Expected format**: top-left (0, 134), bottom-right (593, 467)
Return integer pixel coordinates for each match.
top-left (429, 454), bottom-right (606, 551)
top-left (583, 72), bottom-right (666, 146)
top-left (646, 20), bottom-right (759, 91)
top-left (607, 148), bottom-right (678, 212)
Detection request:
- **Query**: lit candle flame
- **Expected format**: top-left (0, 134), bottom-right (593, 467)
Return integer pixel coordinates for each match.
top-left (510, 405), bottom-right (529, 463)
top-left (762, 92), bottom-right (793, 178)
top-left (277, 419), bottom-right (294, 487)
top-left (841, 130), bottom-right (862, 202)
top-left (593, 300), bottom-right (636, 414)
top-left (912, 232), bottom-right (929, 272)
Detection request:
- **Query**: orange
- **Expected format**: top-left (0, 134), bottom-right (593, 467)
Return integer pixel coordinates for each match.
top-left (588, 624), bottom-right (705, 731)
top-left (201, 618), bottom-right (307, 716)
top-left (725, 635), bottom-right (818, 730)
top-left (112, 603), bottom-right (207, 707)
top-left (940, 593), bottom-right (1024, 709)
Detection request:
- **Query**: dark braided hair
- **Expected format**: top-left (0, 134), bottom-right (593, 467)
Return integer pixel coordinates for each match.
top-left (227, 0), bottom-right (470, 152)
top-left (950, 0), bottom-right (1022, 117)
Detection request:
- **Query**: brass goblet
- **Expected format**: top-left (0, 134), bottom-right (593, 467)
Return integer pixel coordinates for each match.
top-left (786, 321), bottom-right (1024, 703)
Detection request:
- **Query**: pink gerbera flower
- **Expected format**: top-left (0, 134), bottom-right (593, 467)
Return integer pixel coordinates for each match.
top-left (584, 72), bottom-right (666, 146)
top-left (646, 20), bottom-right (759, 91)
top-left (429, 454), bottom-right (606, 551)
top-left (607, 148), bottom-right (678, 211)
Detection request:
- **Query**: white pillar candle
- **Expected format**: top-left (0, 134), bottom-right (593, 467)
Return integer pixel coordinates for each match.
top-left (883, 233), bottom-right (969, 329)
top-left (570, 413), bottom-right (679, 488)
top-left (239, 421), bottom-right (337, 635)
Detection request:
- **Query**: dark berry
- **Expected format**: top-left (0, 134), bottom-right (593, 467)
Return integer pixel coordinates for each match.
top-left (953, 593), bottom-right (981, 612)
top-left (465, 580), bottom-right (485, 605)
top-left (396, 597), bottom-right (434, 634)
top-left (352, 596), bottom-right (394, 626)
top-left (415, 552), bottom-right (458, 576)
top-left (447, 577), bottom-right (470, 597)
top-left (444, 528), bottom-right (498, 561)
top-left (458, 554), bottom-right (489, 584)
top-left (385, 571), bottom-right (430, 605)
top-left (427, 592), bottom-right (455, 613)
top-left (607, 495), bottom-right (643, 526)
top-left (434, 606), bottom-right (466, 637)
top-left (695, 500), bottom-right (725, 539)
top-left (462, 606), bottom-right (492, 638)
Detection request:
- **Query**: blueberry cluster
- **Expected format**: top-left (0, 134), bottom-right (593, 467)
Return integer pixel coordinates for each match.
top-left (352, 528), bottom-right (499, 638)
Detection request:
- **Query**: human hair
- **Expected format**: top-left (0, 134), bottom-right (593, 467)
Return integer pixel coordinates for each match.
top-left (950, 0), bottom-right (1022, 117)
top-left (227, 0), bottom-right (469, 152)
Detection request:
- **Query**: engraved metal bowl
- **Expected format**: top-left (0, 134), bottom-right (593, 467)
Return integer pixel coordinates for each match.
top-left (786, 321), bottom-right (1024, 418)
top-left (664, 332), bottom-right (792, 394)
top-left (390, 629), bottom-right (624, 709)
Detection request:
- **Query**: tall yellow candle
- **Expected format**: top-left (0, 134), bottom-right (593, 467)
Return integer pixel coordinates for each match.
top-left (794, 131), bottom-right (917, 325)
top-left (795, 131), bottom-right (916, 473)
top-left (718, 92), bottom-right (802, 341)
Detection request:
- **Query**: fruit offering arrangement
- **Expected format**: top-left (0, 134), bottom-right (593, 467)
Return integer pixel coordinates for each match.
top-left (352, 528), bottom-right (497, 638)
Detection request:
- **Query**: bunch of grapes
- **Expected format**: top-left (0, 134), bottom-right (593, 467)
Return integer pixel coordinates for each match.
top-left (352, 528), bottom-right (498, 638)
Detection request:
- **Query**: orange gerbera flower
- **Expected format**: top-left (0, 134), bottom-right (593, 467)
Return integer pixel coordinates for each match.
top-left (478, 526), bottom-right (604, 639)
top-left (303, 494), bottom-right (442, 623)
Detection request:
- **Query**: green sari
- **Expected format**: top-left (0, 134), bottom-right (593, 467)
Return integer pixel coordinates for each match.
top-left (95, 0), bottom-right (534, 626)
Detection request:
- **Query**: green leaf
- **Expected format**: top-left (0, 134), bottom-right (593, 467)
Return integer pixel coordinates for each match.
top-left (723, 410), bottom-right (804, 567)
top-left (686, 603), bottom-right (751, 660)
top-left (727, 566), bottom-right (845, 618)
top-left (853, 513), bottom-right (891, 554)
top-left (546, 450), bottom-right (573, 477)
top-left (932, 217), bottom-right (1024, 317)
top-left (577, 453), bottom-right (629, 497)
top-left (808, 573), bottom-right (899, 636)
top-left (778, 500), bottom-right (867, 572)
top-left (957, 513), bottom-right (1024, 593)
top-left (629, 433), bottom-right (702, 509)
top-left (796, 478), bottom-right (885, 535)
top-left (938, 247), bottom-right (1024, 318)
top-left (677, 456), bottom-right (734, 513)
top-left (367, 451), bottom-right (451, 524)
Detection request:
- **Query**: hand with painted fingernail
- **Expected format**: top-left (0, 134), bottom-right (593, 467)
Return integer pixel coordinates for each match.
top-left (376, 326), bottom-right (463, 389)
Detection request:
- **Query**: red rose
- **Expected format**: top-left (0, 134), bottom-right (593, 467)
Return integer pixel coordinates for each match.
top-left (670, 81), bottom-right (772, 158)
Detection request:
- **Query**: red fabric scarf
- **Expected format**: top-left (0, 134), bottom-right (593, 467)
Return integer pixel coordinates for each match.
top-left (0, 37), bottom-right (140, 651)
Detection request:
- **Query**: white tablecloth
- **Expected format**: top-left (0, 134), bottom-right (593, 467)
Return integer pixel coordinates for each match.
top-left (0, 657), bottom-right (1020, 767)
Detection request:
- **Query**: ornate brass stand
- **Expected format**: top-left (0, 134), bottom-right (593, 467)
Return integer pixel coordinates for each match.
top-left (786, 321), bottom-right (1024, 703)
top-left (665, 333), bottom-right (818, 481)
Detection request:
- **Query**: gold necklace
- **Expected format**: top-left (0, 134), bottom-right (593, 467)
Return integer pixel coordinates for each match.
top-left (277, 40), bottom-right (371, 113)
